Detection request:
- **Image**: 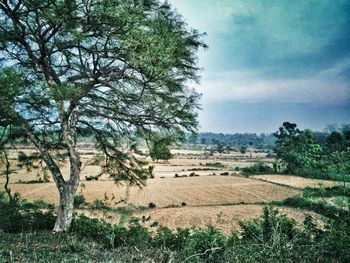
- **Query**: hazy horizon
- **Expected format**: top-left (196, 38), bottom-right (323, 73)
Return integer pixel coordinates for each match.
top-left (169, 0), bottom-right (350, 134)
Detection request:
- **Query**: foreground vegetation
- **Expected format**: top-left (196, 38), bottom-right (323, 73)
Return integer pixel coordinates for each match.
top-left (1, 187), bottom-right (350, 263)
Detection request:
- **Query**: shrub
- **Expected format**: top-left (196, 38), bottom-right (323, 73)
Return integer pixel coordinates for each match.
top-left (74, 194), bottom-right (86, 208)
top-left (0, 197), bottom-right (55, 233)
top-left (241, 162), bottom-right (274, 176)
top-left (220, 172), bottom-right (229, 176)
top-left (60, 236), bottom-right (88, 253)
top-left (89, 199), bottom-right (112, 211)
top-left (125, 217), bottom-right (151, 247)
top-left (72, 216), bottom-right (115, 248)
top-left (85, 175), bottom-right (99, 181)
top-left (153, 227), bottom-right (191, 251)
top-left (148, 202), bottom-right (157, 209)
top-left (185, 226), bottom-right (226, 262)
top-left (205, 162), bottom-right (225, 168)
top-left (22, 199), bottom-right (52, 209)
top-left (239, 207), bottom-right (297, 242)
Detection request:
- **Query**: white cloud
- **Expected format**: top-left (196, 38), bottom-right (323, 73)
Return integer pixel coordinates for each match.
top-left (197, 60), bottom-right (350, 105)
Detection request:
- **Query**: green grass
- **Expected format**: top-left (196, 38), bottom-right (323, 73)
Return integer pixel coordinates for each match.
top-left (1, 188), bottom-right (350, 262)
top-left (0, 230), bottom-right (179, 263)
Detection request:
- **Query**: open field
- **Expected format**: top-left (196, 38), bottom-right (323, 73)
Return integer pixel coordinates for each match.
top-left (0, 148), bottom-right (273, 183)
top-left (1, 176), bottom-right (299, 207)
top-left (135, 205), bottom-right (323, 233)
top-left (0, 148), bottom-right (333, 231)
top-left (251, 174), bottom-right (342, 189)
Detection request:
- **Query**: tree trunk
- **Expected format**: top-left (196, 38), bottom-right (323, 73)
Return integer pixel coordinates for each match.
top-left (53, 184), bottom-right (76, 232)
top-left (3, 150), bottom-right (13, 202)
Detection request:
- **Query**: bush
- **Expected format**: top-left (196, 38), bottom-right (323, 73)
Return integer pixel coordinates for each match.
top-left (89, 199), bottom-right (112, 211)
top-left (74, 194), bottom-right (86, 208)
top-left (241, 162), bottom-right (274, 175)
top-left (125, 217), bottom-right (152, 247)
top-left (205, 162), bottom-right (224, 168)
top-left (72, 216), bottom-right (115, 248)
top-left (85, 175), bottom-right (99, 181)
top-left (303, 185), bottom-right (350, 198)
top-left (275, 196), bottom-right (350, 220)
top-left (148, 202), bottom-right (157, 209)
top-left (153, 227), bottom-right (190, 250)
top-left (0, 197), bottom-right (55, 233)
top-left (185, 226), bottom-right (226, 262)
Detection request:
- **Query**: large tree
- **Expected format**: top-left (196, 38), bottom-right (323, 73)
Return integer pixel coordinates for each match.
top-left (0, 0), bottom-right (206, 231)
top-left (273, 122), bottom-right (322, 174)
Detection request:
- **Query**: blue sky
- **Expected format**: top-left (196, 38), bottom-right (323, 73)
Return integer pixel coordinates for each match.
top-left (169, 0), bottom-right (350, 133)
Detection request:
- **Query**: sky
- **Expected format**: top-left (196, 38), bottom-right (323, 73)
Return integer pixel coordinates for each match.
top-left (169, 0), bottom-right (350, 133)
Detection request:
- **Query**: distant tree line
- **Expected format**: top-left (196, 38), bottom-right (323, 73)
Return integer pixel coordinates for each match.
top-left (186, 132), bottom-right (276, 149)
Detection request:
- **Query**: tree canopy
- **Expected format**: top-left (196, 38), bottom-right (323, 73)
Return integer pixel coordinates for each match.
top-left (273, 122), bottom-right (350, 182)
top-left (149, 134), bottom-right (172, 161)
top-left (0, 0), bottom-right (206, 231)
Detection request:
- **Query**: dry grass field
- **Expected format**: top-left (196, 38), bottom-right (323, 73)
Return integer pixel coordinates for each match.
top-left (135, 205), bottom-right (323, 233)
top-left (251, 174), bottom-right (341, 188)
top-left (0, 148), bottom-right (331, 231)
top-left (2, 176), bottom-right (299, 207)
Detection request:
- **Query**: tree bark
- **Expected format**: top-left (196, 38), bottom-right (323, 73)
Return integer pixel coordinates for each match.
top-left (25, 128), bottom-right (79, 232)
top-left (53, 183), bottom-right (76, 232)
top-left (2, 150), bottom-right (13, 202)
top-left (52, 113), bottom-right (81, 232)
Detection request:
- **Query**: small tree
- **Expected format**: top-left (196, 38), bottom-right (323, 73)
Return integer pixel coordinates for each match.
top-left (216, 143), bottom-right (225, 155)
top-left (273, 122), bottom-right (322, 174)
top-left (149, 137), bottom-right (172, 162)
top-left (239, 145), bottom-right (247, 155)
top-left (0, 0), bottom-right (206, 231)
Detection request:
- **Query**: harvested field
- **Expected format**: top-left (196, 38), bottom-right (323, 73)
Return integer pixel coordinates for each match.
top-left (136, 204), bottom-right (323, 233)
top-left (251, 174), bottom-right (342, 189)
top-left (0, 149), bottom-right (334, 232)
top-left (1, 176), bottom-right (299, 207)
top-left (0, 149), bottom-right (270, 183)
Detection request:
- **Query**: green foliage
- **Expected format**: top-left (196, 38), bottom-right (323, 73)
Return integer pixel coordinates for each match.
top-left (153, 227), bottom-right (190, 250)
top-left (216, 143), bottom-right (225, 154)
top-left (276, 195), bottom-right (350, 220)
top-left (273, 122), bottom-right (323, 174)
top-left (241, 162), bottom-right (275, 175)
top-left (303, 185), bottom-right (350, 198)
top-left (85, 175), bottom-right (100, 181)
top-left (204, 162), bottom-right (224, 168)
top-left (274, 122), bottom-right (350, 183)
top-left (1, 200), bottom-right (350, 262)
top-left (73, 194), bottom-right (86, 208)
top-left (239, 145), bottom-right (248, 154)
top-left (72, 216), bottom-right (116, 248)
top-left (149, 134), bottom-right (173, 161)
top-left (124, 217), bottom-right (152, 247)
top-left (0, 0), bottom-right (206, 230)
top-left (240, 207), bottom-right (297, 242)
top-left (88, 199), bottom-right (112, 211)
top-left (184, 226), bottom-right (226, 263)
top-left (0, 195), bottom-right (55, 233)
